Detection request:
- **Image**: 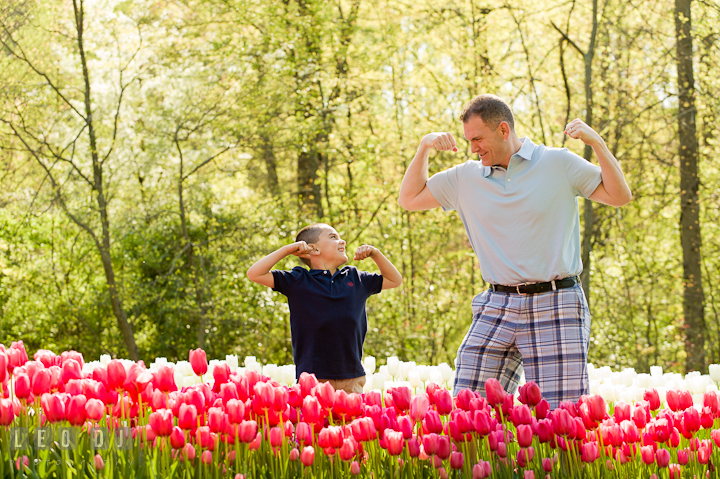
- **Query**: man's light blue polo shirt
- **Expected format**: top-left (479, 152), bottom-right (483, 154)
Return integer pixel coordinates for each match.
top-left (427, 137), bottom-right (602, 286)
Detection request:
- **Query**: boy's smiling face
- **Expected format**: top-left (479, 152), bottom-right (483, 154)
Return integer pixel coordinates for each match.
top-left (309, 226), bottom-right (347, 268)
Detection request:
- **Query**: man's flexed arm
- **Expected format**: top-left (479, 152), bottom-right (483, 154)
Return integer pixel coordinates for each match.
top-left (564, 119), bottom-right (632, 207)
top-left (398, 133), bottom-right (457, 211)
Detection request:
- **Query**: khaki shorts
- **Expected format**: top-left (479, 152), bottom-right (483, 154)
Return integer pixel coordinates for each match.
top-left (318, 376), bottom-right (366, 394)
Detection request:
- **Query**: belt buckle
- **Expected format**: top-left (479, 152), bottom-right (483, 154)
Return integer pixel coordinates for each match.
top-left (516, 283), bottom-right (527, 295)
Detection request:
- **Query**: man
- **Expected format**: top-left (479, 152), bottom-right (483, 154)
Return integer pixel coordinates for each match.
top-left (398, 94), bottom-right (631, 407)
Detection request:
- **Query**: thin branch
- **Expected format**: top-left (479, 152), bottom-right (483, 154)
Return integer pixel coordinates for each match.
top-left (550, 21), bottom-right (585, 57)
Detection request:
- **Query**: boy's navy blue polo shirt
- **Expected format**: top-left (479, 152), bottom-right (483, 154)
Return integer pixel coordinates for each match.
top-left (271, 265), bottom-right (383, 380)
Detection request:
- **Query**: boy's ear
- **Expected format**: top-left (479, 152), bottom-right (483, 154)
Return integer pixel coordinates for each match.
top-left (308, 245), bottom-right (320, 256)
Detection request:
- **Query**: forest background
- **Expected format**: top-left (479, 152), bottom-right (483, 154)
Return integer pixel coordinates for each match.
top-left (0, 0), bottom-right (718, 375)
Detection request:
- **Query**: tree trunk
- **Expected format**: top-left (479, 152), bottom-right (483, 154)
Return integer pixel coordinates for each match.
top-left (674, 0), bottom-right (706, 372)
top-left (74, 0), bottom-right (139, 360)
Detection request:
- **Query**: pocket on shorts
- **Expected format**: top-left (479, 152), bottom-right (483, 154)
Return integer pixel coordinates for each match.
top-left (471, 289), bottom-right (492, 317)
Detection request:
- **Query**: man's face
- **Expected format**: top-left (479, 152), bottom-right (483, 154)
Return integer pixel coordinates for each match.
top-left (463, 116), bottom-right (510, 168)
top-left (311, 226), bottom-right (348, 265)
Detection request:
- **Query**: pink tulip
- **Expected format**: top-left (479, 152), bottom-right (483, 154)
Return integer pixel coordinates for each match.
top-left (588, 395), bottom-right (606, 422)
top-left (518, 381), bottom-right (542, 406)
top-left (669, 464), bottom-right (682, 479)
top-left (703, 391), bottom-right (719, 415)
top-left (677, 448), bottom-right (689, 465)
top-left (183, 443), bottom-right (196, 461)
top-left (437, 435), bottom-right (451, 460)
top-left (155, 365), bottom-right (176, 393)
top-left (644, 389), bottom-right (661, 410)
top-left (289, 448), bottom-right (300, 461)
top-left (208, 407), bottom-right (226, 433)
top-left (15, 455), bottom-right (29, 470)
top-left (170, 426), bottom-right (185, 449)
top-left (698, 446), bottom-right (711, 464)
top-left (32, 368), bottom-right (51, 396)
top-left (450, 451), bottom-right (464, 470)
top-left (435, 388), bottom-right (453, 415)
top-left (350, 460), bottom-right (361, 475)
top-left (0, 351), bottom-right (6, 383)
top-left (67, 394), bottom-right (87, 426)
top-left (711, 429), bottom-right (720, 447)
top-left (632, 405), bottom-right (648, 428)
top-left (423, 433), bottom-right (439, 455)
top-left (425, 409), bottom-right (444, 434)
top-left (61, 359), bottom-right (82, 384)
top-left (298, 372), bottom-right (318, 397)
top-left (484, 379), bottom-right (505, 406)
top-left (389, 386), bottom-right (410, 413)
top-left (94, 454), bottom-right (104, 470)
top-left (14, 373), bottom-right (31, 399)
top-left (41, 393), bottom-right (65, 422)
top-left (410, 393), bottom-right (430, 422)
top-left (201, 450), bottom-right (212, 465)
top-left (302, 395), bottom-right (322, 425)
top-left (384, 429), bottom-right (404, 455)
top-left (211, 363), bottom-right (229, 387)
top-left (524, 471), bottom-right (536, 479)
top-left (517, 424), bottom-right (533, 448)
top-left (542, 457), bottom-right (552, 472)
top-left (614, 401), bottom-right (631, 422)
top-left (301, 446), bottom-right (315, 467)
top-left (226, 398), bottom-right (244, 424)
top-left (269, 426), bottom-right (283, 448)
top-left (0, 398), bottom-right (15, 425)
top-left (535, 399), bottom-right (550, 419)
top-left (473, 461), bottom-right (492, 479)
top-left (189, 349), bottom-right (208, 377)
top-left (407, 436), bottom-right (421, 458)
top-left (296, 421), bottom-right (313, 446)
top-left (656, 448), bottom-right (670, 468)
top-left (178, 404), bottom-right (198, 430)
top-left (149, 409), bottom-right (173, 437)
top-left (238, 420), bottom-right (258, 443)
top-left (107, 360), bottom-right (127, 391)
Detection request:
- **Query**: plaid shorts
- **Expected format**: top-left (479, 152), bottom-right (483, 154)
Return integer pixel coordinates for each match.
top-left (452, 283), bottom-right (591, 408)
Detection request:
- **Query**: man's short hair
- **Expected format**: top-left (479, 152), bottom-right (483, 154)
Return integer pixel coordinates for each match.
top-left (295, 223), bottom-right (329, 267)
top-left (460, 94), bottom-right (515, 131)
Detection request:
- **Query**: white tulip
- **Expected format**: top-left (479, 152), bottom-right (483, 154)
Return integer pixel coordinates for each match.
top-left (429, 368), bottom-right (443, 385)
top-left (408, 370), bottom-right (422, 388)
top-left (225, 355), bottom-right (239, 372)
top-left (599, 382), bottom-right (616, 403)
top-left (399, 361), bottom-right (416, 381)
top-left (706, 384), bottom-right (719, 393)
top-left (650, 366), bottom-right (663, 377)
top-left (387, 357), bottom-right (400, 377)
top-left (100, 354), bottom-right (111, 366)
top-left (363, 356), bottom-right (376, 375)
top-left (709, 364), bottom-right (720, 382)
top-left (418, 365), bottom-right (431, 382)
top-left (439, 363), bottom-right (453, 382)
top-left (636, 373), bottom-right (652, 388)
top-left (589, 380), bottom-right (602, 396)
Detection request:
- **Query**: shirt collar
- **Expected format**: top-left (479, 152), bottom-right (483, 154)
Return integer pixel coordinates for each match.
top-left (308, 266), bottom-right (348, 276)
top-left (482, 137), bottom-right (536, 177)
top-left (514, 137), bottom-right (536, 160)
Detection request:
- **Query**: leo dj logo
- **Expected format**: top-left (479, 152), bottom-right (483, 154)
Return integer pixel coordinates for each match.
top-left (8, 427), bottom-right (133, 451)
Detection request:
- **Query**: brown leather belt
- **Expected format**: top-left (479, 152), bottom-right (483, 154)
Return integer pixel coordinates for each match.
top-left (491, 276), bottom-right (579, 295)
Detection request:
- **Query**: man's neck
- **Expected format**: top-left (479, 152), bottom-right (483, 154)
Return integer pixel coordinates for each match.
top-left (497, 134), bottom-right (523, 169)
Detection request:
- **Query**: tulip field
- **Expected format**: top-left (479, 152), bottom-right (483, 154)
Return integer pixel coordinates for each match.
top-left (2, 342), bottom-right (720, 478)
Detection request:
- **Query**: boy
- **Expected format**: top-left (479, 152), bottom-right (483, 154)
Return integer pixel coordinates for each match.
top-left (247, 223), bottom-right (402, 393)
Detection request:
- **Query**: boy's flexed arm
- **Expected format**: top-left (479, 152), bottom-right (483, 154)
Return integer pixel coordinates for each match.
top-left (354, 245), bottom-right (403, 290)
top-left (247, 242), bottom-right (313, 288)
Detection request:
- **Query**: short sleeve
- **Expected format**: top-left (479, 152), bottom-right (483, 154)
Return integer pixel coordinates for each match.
top-left (271, 268), bottom-right (302, 295)
top-left (426, 165), bottom-right (462, 212)
top-left (357, 270), bottom-right (384, 296)
top-left (562, 150), bottom-right (603, 198)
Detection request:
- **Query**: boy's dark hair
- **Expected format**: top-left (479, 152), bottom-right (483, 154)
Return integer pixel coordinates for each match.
top-left (460, 94), bottom-right (515, 132)
top-left (295, 223), bottom-right (328, 267)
